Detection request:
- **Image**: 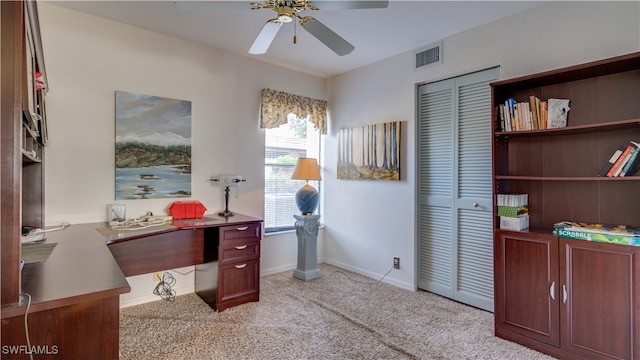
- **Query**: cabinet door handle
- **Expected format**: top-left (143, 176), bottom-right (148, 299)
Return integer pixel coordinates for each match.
top-left (235, 245), bottom-right (248, 250)
top-left (234, 263), bottom-right (247, 269)
top-left (473, 202), bottom-right (479, 208)
top-left (236, 226), bottom-right (248, 231)
top-left (549, 282), bottom-right (556, 301)
top-left (562, 285), bottom-right (568, 304)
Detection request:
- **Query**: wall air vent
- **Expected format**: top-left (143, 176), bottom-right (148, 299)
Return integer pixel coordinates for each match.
top-left (415, 42), bottom-right (442, 69)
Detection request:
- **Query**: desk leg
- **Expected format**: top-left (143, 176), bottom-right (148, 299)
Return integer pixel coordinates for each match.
top-left (293, 215), bottom-right (322, 281)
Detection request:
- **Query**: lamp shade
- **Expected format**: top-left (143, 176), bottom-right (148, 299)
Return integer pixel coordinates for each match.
top-left (291, 158), bottom-right (321, 215)
top-left (291, 158), bottom-right (322, 181)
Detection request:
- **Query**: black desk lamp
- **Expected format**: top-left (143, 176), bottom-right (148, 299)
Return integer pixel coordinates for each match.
top-left (210, 175), bottom-right (245, 217)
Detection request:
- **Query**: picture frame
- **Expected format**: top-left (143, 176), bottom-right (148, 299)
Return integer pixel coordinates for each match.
top-left (337, 121), bottom-right (402, 181)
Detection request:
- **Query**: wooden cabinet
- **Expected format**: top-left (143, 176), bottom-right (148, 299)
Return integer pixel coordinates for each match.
top-left (495, 232), bottom-right (640, 359)
top-left (560, 238), bottom-right (640, 360)
top-left (195, 221), bottom-right (261, 312)
top-left (495, 231), bottom-right (559, 348)
top-left (1, 0), bottom-right (48, 307)
top-left (492, 52), bottom-right (640, 359)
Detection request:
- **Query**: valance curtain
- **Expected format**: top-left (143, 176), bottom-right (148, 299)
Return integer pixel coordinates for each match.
top-left (260, 88), bottom-right (327, 134)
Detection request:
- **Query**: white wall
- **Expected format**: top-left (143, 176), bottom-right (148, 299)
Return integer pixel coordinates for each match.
top-left (324, 1), bottom-right (640, 290)
top-left (38, 3), bottom-right (326, 306)
top-left (38, 1), bottom-right (640, 305)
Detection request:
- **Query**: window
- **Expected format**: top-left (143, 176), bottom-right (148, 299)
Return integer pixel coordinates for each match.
top-left (265, 114), bottom-right (321, 233)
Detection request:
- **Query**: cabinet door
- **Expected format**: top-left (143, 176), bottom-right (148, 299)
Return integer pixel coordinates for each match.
top-left (495, 231), bottom-right (560, 347)
top-left (560, 238), bottom-right (640, 360)
top-left (217, 259), bottom-right (260, 312)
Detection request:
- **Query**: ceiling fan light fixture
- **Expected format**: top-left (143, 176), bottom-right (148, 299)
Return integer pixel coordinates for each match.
top-left (277, 6), bottom-right (294, 23)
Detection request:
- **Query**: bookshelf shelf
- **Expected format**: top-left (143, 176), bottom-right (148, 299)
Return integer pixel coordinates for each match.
top-left (495, 175), bottom-right (640, 181)
top-left (495, 117), bottom-right (640, 137)
top-left (492, 52), bottom-right (640, 360)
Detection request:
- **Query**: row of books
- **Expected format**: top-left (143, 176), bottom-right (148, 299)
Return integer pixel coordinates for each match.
top-left (598, 141), bottom-right (640, 177)
top-left (498, 96), bottom-right (570, 132)
top-left (554, 221), bottom-right (640, 247)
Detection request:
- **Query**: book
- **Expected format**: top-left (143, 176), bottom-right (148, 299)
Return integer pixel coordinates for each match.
top-left (547, 98), bottom-right (570, 128)
top-left (616, 147), bottom-right (637, 177)
top-left (498, 104), bottom-right (506, 132)
top-left (500, 215), bottom-right (529, 231)
top-left (539, 100), bottom-right (547, 129)
top-left (497, 193), bottom-right (528, 207)
top-left (506, 98), bottom-right (517, 131)
top-left (497, 205), bottom-right (528, 217)
top-left (620, 141), bottom-right (640, 177)
top-left (529, 95), bottom-right (540, 130)
top-left (613, 147), bottom-right (635, 177)
top-left (606, 145), bottom-right (633, 177)
top-left (599, 146), bottom-right (625, 176)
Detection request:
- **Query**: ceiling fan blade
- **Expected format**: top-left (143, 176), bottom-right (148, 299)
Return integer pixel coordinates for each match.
top-left (310, 1), bottom-right (388, 11)
top-left (300, 17), bottom-right (354, 56)
top-left (248, 21), bottom-right (282, 54)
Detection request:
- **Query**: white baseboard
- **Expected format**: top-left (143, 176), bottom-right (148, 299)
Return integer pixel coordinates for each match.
top-left (323, 259), bottom-right (415, 291)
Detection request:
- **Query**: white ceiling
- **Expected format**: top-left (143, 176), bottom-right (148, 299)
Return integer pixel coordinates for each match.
top-left (47, 1), bottom-right (546, 78)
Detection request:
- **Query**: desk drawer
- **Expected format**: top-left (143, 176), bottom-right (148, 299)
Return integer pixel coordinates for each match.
top-left (219, 241), bottom-right (259, 264)
top-left (218, 259), bottom-right (259, 311)
top-left (219, 222), bottom-right (261, 248)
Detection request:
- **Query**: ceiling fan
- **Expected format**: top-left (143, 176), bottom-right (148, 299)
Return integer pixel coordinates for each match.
top-left (175, 1), bottom-right (388, 56)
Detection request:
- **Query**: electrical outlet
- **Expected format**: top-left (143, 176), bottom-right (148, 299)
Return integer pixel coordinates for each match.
top-left (393, 257), bottom-right (400, 269)
top-left (153, 272), bottom-right (162, 282)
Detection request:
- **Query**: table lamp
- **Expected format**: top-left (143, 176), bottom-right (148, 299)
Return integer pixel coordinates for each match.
top-left (210, 175), bottom-right (245, 217)
top-left (291, 157), bottom-right (322, 215)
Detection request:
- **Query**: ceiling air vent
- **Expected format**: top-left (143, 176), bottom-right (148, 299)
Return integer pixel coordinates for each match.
top-left (415, 43), bottom-right (442, 69)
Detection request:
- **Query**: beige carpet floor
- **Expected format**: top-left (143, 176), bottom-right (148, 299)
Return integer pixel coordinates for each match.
top-left (120, 264), bottom-right (556, 359)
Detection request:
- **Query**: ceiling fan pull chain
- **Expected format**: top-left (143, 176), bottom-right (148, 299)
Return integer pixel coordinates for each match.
top-left (293, 17), bottom-right (297, 44)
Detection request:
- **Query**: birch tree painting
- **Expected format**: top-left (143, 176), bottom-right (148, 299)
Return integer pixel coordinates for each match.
top-left (337, 121), bottom-right (401, 180)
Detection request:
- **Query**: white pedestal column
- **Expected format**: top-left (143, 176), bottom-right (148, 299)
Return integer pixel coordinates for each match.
top-left (293, 214), bottom-right (321, 281)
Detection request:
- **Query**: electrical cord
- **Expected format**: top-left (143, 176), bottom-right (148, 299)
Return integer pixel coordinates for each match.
top-left (19, 293), bottom-right (34, 360)
top-left (153, 272), bottom-right (177, 301)
top-left (169, 268), bottom-right (195, 276)
top-left (328, 266), bottom-right (394, 285)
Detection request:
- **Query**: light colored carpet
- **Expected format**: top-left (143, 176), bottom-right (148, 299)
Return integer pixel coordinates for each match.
top-left (119, 264), bottom-right (556, 359)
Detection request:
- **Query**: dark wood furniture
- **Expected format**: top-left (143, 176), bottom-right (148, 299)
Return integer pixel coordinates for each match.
top-left (196, 222), bottom-right (261, 311)
top-left (1, 215), bottom-right (262, 359)
top-left (492, 53), bottom-right (640, 359)
top-left (1, 224), bottom-right (131, 360)
top-left (106, 214), bottom-right (262, 312)
top-left (1, 0), bottom-right (48, 309)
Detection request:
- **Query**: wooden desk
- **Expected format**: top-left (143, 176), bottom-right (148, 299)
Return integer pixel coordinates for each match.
top-left (1, 223), bottom-right (130, 359)
top-left (0, 213), bottom-right (262, 359)
top-left (106, 214), bottom-right (262, 311)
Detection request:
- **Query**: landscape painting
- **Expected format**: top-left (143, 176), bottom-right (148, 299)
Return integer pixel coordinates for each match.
top-left (337, 121), bottom-right (401, 181)
top-left (115, 91), bottom-right (192, 200)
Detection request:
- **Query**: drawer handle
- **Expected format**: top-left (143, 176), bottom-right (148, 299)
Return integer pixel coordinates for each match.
top-left (236, 226), bottom-right (248, 231)
top-left (235, 245), bottom-right (248, 250)
top-left (235, 263), bottom-right (247, 269)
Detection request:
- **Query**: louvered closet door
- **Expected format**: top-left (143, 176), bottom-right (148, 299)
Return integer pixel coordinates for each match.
top-left (417, 67), bottom-right (498, 312)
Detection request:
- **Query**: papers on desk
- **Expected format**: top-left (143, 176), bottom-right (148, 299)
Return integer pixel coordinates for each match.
top-left (21, 232), bottom-right (47, 244)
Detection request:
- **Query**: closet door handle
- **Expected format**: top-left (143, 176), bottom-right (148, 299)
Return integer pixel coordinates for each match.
top-left (235, 245), bottom-right (248, 250)
top-left (473, 202), bottom-right (479, 208)
top-left (562, 285), bottom-right (568, 304)
top-left (236, 226), bottom-right (248, 231)
top-left (235, 263), bottom-right (247, 269)
top-left (549, 282), bottom-right (556, 301)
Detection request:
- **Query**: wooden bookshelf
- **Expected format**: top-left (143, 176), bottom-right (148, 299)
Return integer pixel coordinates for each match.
top-left (492, 52), bottom-right (640, 360)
